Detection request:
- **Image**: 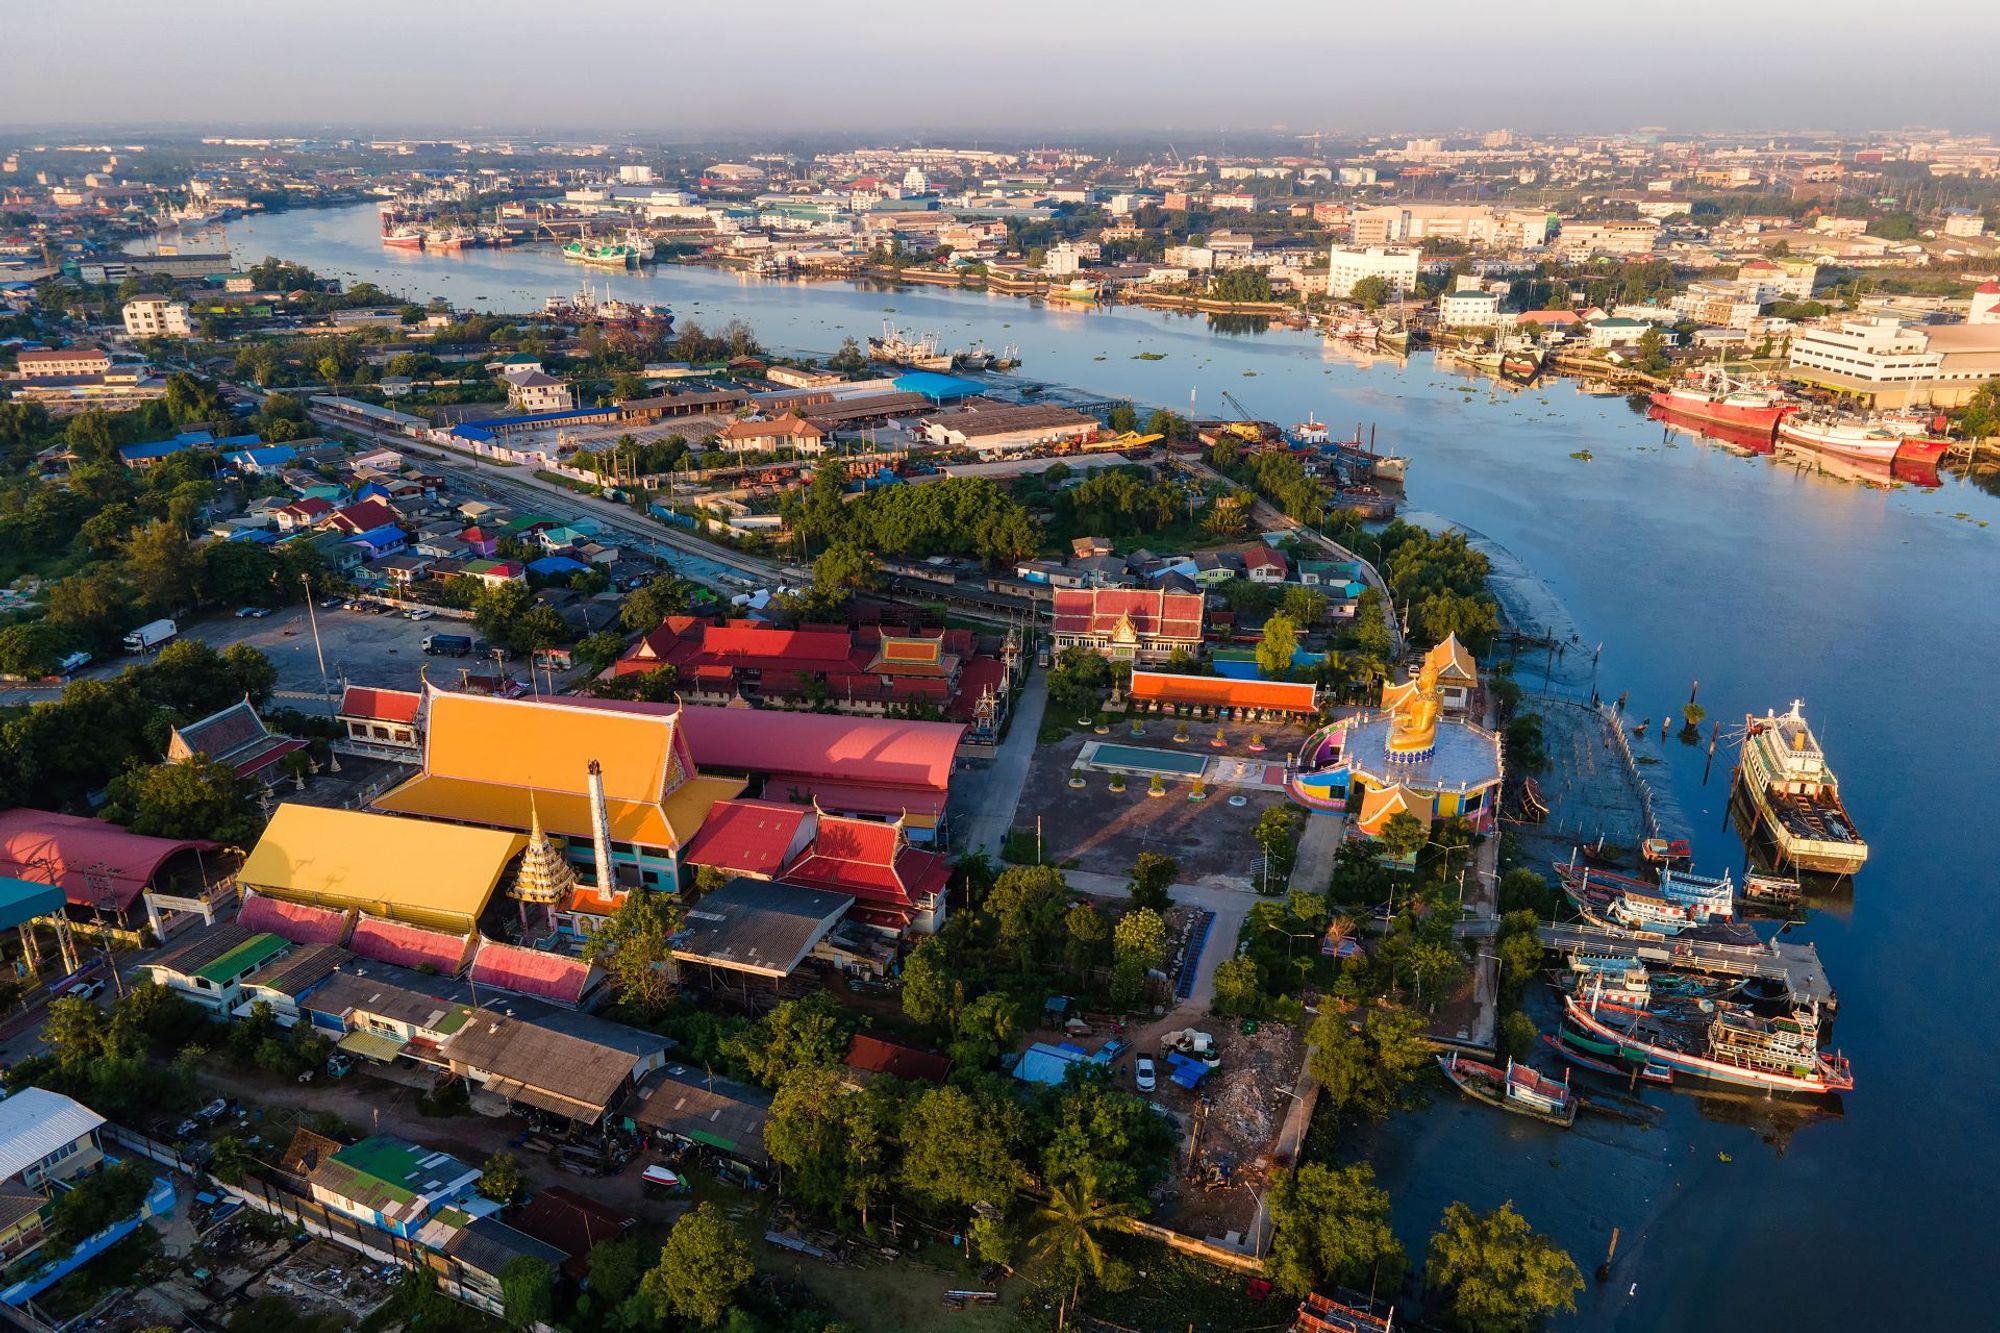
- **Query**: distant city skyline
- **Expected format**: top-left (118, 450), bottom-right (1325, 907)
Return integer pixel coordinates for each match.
top-left (4, 0), bottom-right (1997, 137)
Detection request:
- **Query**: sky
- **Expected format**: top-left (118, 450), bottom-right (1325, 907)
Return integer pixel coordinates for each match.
top-left (3, 0), bottom-right (1996, 138)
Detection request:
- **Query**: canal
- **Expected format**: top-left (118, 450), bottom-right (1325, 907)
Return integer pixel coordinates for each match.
top-left (212, 202), bottom-right (2000, 1328)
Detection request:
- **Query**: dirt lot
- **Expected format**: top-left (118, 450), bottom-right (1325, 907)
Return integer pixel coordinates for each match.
top-left (1012, 716), bottom-right (1313, 886)
top-left (1148, 1019), bottom-right (1305, 1245)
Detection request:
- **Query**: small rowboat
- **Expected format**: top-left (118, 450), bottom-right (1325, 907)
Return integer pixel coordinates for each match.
top-left (1438, 1051), bottom-right (1577, 1127)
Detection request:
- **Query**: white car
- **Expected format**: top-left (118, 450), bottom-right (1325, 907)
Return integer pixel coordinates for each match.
top-left (1135, 1055), bottom-right (1157, 1093)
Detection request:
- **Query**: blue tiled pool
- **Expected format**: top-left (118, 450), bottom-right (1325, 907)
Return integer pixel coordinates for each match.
top-left (1086, 744), bottom-right (1210, 776)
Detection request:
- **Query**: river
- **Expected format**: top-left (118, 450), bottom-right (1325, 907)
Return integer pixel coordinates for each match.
top-left (210, 203), bottom-right (2000, 1328)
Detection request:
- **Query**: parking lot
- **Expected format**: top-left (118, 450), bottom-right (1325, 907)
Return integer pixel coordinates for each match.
top-left (179, 603), bottom-right (470, 700)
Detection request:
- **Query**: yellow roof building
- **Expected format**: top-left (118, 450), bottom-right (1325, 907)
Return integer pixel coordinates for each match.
top-left (372, 692), bottom-right (744, 853)
top-left (238, 804), bottom-right (527, 934)
top-left (1423, 632), bottom-right (1478, 689)
top-left (1355, 783), bottom-right (1434, 837)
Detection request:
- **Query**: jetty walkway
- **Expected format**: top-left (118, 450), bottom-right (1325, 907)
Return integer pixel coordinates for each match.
top-left (1537, 921), bottom-right (1836, 1007)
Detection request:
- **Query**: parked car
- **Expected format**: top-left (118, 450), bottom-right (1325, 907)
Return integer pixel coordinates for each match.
top-left (1135, 1055), bottom-right (1157, 1093)
top-left (65, 979), bottom-right (104, 1002)
top-left (195, 1097), bottom-right (231, 1122)
top-left (406, 608), bottom-right (435, 621)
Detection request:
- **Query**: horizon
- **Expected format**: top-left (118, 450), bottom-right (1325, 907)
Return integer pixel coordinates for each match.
top-left (4, 0), bottom-right (1997, 137)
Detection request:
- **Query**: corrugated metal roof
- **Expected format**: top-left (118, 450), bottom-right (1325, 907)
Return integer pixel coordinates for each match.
top-left (0, 1088), bottom-right (105, 1182)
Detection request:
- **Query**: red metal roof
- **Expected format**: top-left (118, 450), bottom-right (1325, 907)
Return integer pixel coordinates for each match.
top-left (238, 892), bottom-right (350, 946)
top-left (327, 497), bottom-right (399, 533)
top-left (337, 686), bottom-right (423, 726)
top-left (0, 809), bottom-right (219, 911)
top-left (470, 940), bottom-right (595, 1005)
top-left (513, 1186), bottom-right (635, 1280)
top-left (348, 916), bottom-right (473, 974)
top-left (681, 799), bottom-right (813, 878)
top-left (616, 619), bottom-right (967, 706)
top-left (844, 1033), bottom-right (950, 1083)
top-left (781, 815), bottom-right (948, 916)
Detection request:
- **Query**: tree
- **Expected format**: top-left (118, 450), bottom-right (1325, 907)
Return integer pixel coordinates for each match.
top-left (952, 990), bottom-right (1027, 1068)
top-left (1406, 938), bottom-right (1466, 1010)
top-left (581, 888), bottom-right (679, 1014)
top-left (808, 540), bottom-right (877, 608)
top-left (1107, 401), bottom-right (1139, 433)
top-left (574, 630), bottom-right (626, 674)
top-left (643, 1202), bottom-right (753, 1328)
top-left (1045, 646), bottom-right (1113, 720)
top-left (499, 1255), bottom-right (555, 1331)
top-left (900, 935), bottom-right (954, 1027)
top-left (1281, 584), bottom-right (1328, 627)
top-left (1142, 409), bottom-right (1192, 442)
top-left (1265, 1162), bottom-right (1407, 1299)
top-left (1308, 1005), bottom-right (1433, 1117)
top-left (1127, 851), bottom-right (1177, 914)
top-left (1028, 1176), bottom-right (1138, 1329)
top-left (986, 863), bottom-right (1069, 956)
top-left (1039, 1074), bottom-right (1175, 1203)
top-left (1377, 811), bottom-right (1430, 863)
top-left (1425, 1201), bottom-right (1584, 1333)
top-left (620, 573), bottom-right (692, 631)
top-left (44, 1163), bottom-right (150, 1261)
top-left (828, 336), bottom-right (868, 375)
top-left (898, 1085), bottom-right (1023, 1212)
top-left (478, 1151), bottom-right (523, 1205)
top-left (729, 992), bottom-right (855, 1088)
top-left (1253, 806), bottom-right (1303, 880)
top-left (122, 519), bottom-right (204, 612)
top-left (104, 754), bottom-right (259, 846)
top-left (1111, 907), bottom-right (1167, 1005)
top-left (0, 621), bottom-right (76, 677)
top-left (1212, 955), bottom-right (1263, 1016)
top-left (765, 1066), bottom-right (894, 1223)
top-left (1350, 275), bottom-right (1392, 309)
top-left (1256, 613), bottom-right (1300, 678)
top-left (1062, 902), bottom-right (1112, 981)
top-left (1494, 911), bottom-right (1546, 1000)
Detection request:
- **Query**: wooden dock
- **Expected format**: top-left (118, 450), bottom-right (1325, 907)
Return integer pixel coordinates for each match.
top-left (1537, 922), bottom-right (1835, 1007)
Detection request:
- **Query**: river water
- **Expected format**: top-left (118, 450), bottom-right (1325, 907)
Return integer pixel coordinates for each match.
top-left (214, 204), bottom-right (2000, 1328)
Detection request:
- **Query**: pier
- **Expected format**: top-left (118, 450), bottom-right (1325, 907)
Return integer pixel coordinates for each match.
top-left (1536, 921), bottom-right (1836, 1007)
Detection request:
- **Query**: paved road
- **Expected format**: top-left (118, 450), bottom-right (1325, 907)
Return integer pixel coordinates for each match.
top-left (951, 668), bottom-right (1046, 859)
top-left (1064, 867), bottom-right (1254, 1023)
top-left (1289, 810), bottom-right (1346, 896)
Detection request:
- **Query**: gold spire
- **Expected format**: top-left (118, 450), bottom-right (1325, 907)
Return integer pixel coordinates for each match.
top-left (510, 793), bottom-right (577, 905)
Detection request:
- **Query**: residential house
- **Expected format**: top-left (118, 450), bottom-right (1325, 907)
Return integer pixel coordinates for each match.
top-left (714, 412), bottom-right (827, 456)
top-left (439, 1010), bottom-right (670, 1128)
top-left (625, 1065), bottom-right (772, 1176)
top-left (139, 922), bottom-right (323, 1018)
top-left (1243, 545), bottom-right (1289, 584)
top-left (502, 370), bottom-right (575, 413)
top-left (458, 558), bottom-right (526, 588)
top-left (0, 1089), bottom-right (108, 1261)
top-left (307, 1135), bottom-right (484, 1239)
top-left (337, 686), bottom-right (425, 754)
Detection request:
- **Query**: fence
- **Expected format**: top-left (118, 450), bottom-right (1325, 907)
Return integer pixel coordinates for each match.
top-left (1592, 700), bottom-right (1660, 840)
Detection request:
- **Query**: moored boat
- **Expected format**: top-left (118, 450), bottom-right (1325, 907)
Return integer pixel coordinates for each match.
top-left (1649, 367), bottom-right (1794, 434)
top-left (1732, 700), bottom-right (1867, 874)
top-left (1542, 1030), bottom-right (1675, 1084)
top-left (564, 238), bottom-right (638, 267)
top-left (380, 221), bottom-right (424, 249)
top-left (1563, 987), bottom-right (1852, 1095)
top-left (1557, 854), bottom-right (1734, 934)
top-left (1437, 1052), bottom-right (1577, 1127)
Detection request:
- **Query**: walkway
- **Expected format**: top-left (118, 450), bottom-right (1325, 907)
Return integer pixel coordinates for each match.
top-left (1289, 811), bottom-right (1346, 895)
top-left (951, 668), bottom-right (1047, 860)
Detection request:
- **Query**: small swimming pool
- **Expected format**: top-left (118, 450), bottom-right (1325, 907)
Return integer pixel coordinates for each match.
top-left (1084, 744), bottom-right (1211, 777)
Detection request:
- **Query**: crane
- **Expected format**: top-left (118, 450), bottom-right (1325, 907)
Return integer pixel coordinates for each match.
top-left (1217, 389), bottom-right (1267, 441)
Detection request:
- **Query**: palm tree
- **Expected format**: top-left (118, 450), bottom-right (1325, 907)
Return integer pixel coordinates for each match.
top-left (1029, 1178), bottom-right (1138, 1329)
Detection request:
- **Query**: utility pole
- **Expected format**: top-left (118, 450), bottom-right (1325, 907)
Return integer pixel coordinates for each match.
top-left (301, 573), bottom-right (330, 699)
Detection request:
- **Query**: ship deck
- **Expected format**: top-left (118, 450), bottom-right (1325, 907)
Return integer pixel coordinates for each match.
top-left (1538, 922), bottom-right (1835, 1007)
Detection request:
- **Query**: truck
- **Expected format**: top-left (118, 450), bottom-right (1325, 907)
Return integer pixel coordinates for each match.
top-left (122, 618), bottom-right (178, 653)
top-left (422, 633), bottom-right (473, 657)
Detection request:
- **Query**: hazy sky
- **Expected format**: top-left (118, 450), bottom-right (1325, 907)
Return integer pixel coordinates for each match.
top-left (4, 0), bottom-right (1995, 138)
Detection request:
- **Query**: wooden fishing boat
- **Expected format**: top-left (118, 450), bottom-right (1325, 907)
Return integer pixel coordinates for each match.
top-left (1563, 988), bottom-right (1852, 1095)
top-left (1542, 1031), bottom-right (1674, 1085)
top-left (1437, 1052), bottom-right (1577, 1127)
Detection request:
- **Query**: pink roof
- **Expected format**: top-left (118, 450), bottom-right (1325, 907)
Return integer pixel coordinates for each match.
top-left (238, 892), bottom-right (350, 946)
top-left (574, 699), bottom-right (963, 793)
top-left (681, 799), bottom-right (813, 878)
top-left (0, 808), bottom-right (219, 911)
top-left (470, 940), bottom-right (595, 1005)
top-left (338, 686), bottom-right (422, 725)
top-left (348, 916), bottom-right (472, 974)
top-left (1051, 588), bottom-right (1204, 641)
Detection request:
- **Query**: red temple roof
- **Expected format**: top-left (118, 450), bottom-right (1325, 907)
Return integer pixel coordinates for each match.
top-left (337, 686), bottom-right (422, 725)
top-left (348, 916), bottom-right (473, 974)
top-left (238, 892), bottom-right (351, 946)
top-left (1051, 588), bottom-right (1204, 641)
top-left (470, 940), bottom-right (595, 1006)
top-left (681, 799), bottom-right (813, 879)
top-left (781, 815), bottom-right (948, 919)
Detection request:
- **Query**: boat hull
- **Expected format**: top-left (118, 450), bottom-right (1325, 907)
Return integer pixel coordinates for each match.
top-left (1438, 1054), bottom-right (1576, 1127)
top-left (1776, 421), bottom-right (1902, 463)
top-left (1563, 996), bottom-right (1850, 1095)
top-left (1648, 390), bottom-right (1791, 433)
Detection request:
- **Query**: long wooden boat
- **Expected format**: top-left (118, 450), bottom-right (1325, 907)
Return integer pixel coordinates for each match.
top-left (1543, 1030), bottom-right (1675, 1084)
top-left (1563, 990), bottom-right (1852, 1096)
top-left (1732, 700), bottom-right (1867, 874)
top-left (1437, 1052), bottom-right (1577, 1127)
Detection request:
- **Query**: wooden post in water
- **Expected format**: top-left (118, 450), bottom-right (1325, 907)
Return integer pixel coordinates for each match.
top-left (1596, 1226), bottom-right (1621, 1283)
top-left (1703, 720), bottom-right (1721, 783)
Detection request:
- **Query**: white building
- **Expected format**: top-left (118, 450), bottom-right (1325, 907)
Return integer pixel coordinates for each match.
top-left (1326, 245), bottom-right (1420, 299)
top-left (1352, 204), bottom-right (1554, 249)
top-left (901, 166), bottom-right (928, 196)
top-left (1970, 280), bottom-right (2000, 326)
top-left (1044, 241), bottom-right (1082, 276)
top-left (1438, 290), bottom-right (1503, 328)
top-left (1787, 317), bottom-right (1941, 391)
top-left (502, 369), bottom-right (575, 413)
top-left (122, 297), bottom-right (192, 338)
top-left (1556, 221), bottom-right (1660, 257)
top-left (1164, 244), bottom-right (1214, 271)
top-left (1942, 209), bottom-right (1986, 238)
top-left (617, 164), bottom-right (656, 184)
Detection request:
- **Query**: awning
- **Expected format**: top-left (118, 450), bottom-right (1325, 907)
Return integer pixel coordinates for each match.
top-left (337, 1030), bottom-right (407, 1062)
top-left (484, 1076), bottom-right (606, 1123)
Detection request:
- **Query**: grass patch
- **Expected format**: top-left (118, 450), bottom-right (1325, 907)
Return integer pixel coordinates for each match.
top-left (1074, 1233), bottom-right (1271, 1330)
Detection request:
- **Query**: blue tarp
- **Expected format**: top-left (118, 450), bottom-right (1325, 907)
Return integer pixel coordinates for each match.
top-left (1011, 1041), bottom-right (1111, 1087)
top-left (528, 555), bottom-right (588, 577)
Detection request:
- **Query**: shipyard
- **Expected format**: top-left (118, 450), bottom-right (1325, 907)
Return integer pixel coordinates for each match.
top-left (0, 7), bottom-right (1995, 1333)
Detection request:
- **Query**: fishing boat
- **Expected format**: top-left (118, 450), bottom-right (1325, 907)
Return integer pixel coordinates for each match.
top-left (380, 220), bottom-right (424, 250)
top-left (1292, 1291), bottom-right (1395, 1333)
top-left (1648, 366), bottom-right (1795, 434)
top-left (1563, 987), bottom-right (1853, 1095)
top-left (1499, 338), bottom-right (1544, 384)
top-left (1641, 836), bottom-right (1693, 866)
top-left (1375, 322), bottom-right (1411, 353)
top-left (1732, 700), bottom-right (1866, 874)
top-left (1557, 854), bottom-right (1734, 934)
top-left (541, 282), bottom-right (671, 332)
top-left (1777, 413), bottom-right (1906, 463)
top-left (426, 225), bottom-right (469, 252)
top-left (867, 323), bottom-right (953, 371)
top-left (1437, 1052), bottom-right (1577, 1127)
top-left (1542, 1030), bottom-right (1675, 1084)
top-left (1741, 871), bottom-right (1802, 908)
top-left (564, 238), bottom-right (638, 268)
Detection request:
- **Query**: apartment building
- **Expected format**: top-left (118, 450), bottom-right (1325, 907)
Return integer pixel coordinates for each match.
top-left (123, 297), bottom-right (192, 338)
top-left (1325, 245), bottom-right (1419, 299)
top-left (1352, 204), bottom-right (1554, 249)
top-left (1438, 289), bottom-right (1503, 328)
top-left (14, 347), bottom-right (111, 378)
top-left (1555, 220), bottom-right (1660, 256)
